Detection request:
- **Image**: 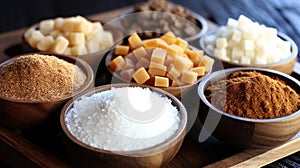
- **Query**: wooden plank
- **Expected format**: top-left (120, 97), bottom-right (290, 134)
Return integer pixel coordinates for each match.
top-left (232, 138), bottom-right (300, 167)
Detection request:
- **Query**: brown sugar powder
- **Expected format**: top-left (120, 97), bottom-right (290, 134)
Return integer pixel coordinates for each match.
top-left (0, 54), bottom-right (86, 101)
top-left (206, 71), bottom-right (300, 119)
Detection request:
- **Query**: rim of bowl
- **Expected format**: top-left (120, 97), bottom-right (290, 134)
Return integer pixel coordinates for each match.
top-left (199, 27), bottom-right (298, 67)
top-left (198, 67), bottom-right (300, 123)
top-left (60, 83), bottom-right (187, 157)
top-left (22, 20), bottom-right (123, 58)
top-left (119, 6), bottom-right (208, 42)
top-left (104, 46), bottom-right (212, 90)
top-left (0, 53), bottom-right (94, 103)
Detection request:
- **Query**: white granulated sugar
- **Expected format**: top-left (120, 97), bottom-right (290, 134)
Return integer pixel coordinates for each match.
top-left (65, 87), bottom-right (180, 151)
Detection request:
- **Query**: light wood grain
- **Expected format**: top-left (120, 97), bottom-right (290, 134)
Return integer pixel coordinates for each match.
top-left (232, 138), bottom-right (300, 168)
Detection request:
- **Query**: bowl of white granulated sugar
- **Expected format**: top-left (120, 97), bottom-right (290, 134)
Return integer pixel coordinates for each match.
top-left (60, 83), bottom-right (187, 168)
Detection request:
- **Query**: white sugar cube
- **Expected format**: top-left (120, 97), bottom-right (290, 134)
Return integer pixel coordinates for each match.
top-left (237, 15), bottom-right (253, 27)
top-left (265, 27), bottom-right (277, 40)
top-left (231, 30), bottom-right (242, 43)
top-left (28, 30), bottom-right (45, 47)
top-left (266, 54), bottom-right (280, 64)
top-left (71, 45), bottom-right (88, 55)
top-left (214, 48), bottom-right (226, 58)
top-left (232, 59), bottom-right (240, 64)
top-left (54, 17), bottom-right (64, 30)
top-left (254, 56), bottom-right (267, 64)
top-left (24, 27), bottom-right (35, 40)
top-left (98, 31), bottom-right (114, 50)
top-left (39, 19), bottom-right (54, 35)
top-left (86, 40), bottom-right (100, 54)
top-left (245, 50), bottom-right (255, 58)
top-left (231, 47), bottom-right (243, 59)
top-left (36, 35), bottom-right (54, 51)
top-left (215, 38), bottom-right (228, 49)
top-left (226, 18), bottom-right (238, 29)
top-left (242, 39), bottom-right (254, 51)
top-left (240, 56), bottom-right (251, 65)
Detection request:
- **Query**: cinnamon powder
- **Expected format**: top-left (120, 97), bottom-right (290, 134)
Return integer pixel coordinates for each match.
top-left (206, 71), bottom-right (300, 119)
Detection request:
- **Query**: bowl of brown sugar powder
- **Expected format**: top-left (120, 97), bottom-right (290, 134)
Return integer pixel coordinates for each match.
top-left (0, 53), bottom-right (94, 129)
top-left (198, 67), bottom-right (300, 149)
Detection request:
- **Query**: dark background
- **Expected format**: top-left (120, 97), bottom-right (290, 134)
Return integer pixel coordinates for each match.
top-left (0, 0), bottom-right (299, 60)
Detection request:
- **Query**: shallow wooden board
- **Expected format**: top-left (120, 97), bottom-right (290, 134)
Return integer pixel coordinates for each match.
top-left (0, 6), bottom-right (300, 168)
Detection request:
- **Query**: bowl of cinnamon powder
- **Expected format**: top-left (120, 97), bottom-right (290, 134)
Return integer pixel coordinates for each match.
top-left (198, 67), bottom-right (300, 149)
top-left (0, 53), bottom-right (94, 129)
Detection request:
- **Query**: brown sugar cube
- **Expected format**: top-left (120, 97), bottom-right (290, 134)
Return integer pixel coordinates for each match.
top-left (175, 37), bottom-right (188, 50)
top-left (128, 33), bottom-right (143, 49)
top-left (166, 44), bottom-right (184, 57)
top-left (174, 56), bottom-right (189, 73)
top-left (108, 55), bottom-right (125, 71)
top-left (185, 57), bottom-right (194, 69)
top-left (145, 48), bottom-right (154, 58)
top-left (120, 68), bottom-right (134, 81)
top-left (191, 66), bottom-right (206, 76)
top-left (186, 49), bottom-right (204, 66)
top-left (199, 56), bottom-right (214, 72)
top-left (156, 39), bottom-right (169, 50)
top-left (151, 48), bottom-right (167, 64)
top-left (115, 45), bottom-right (130, 56)
top-left (132, 46), bottom-right (147, 60)
top-left (143, 39), bottom-right (158, 48)
top-left (167, 66), bottom-right (180, 81)
top-left (132, 67), bottom-right (150, 84)
top-left (136, 57), bottom-right (150, 69)
top-left (160, 31), bottom-right (176, 45)
top-left (51, 36), bottom-right (69, 54)
top-left (167, 63), bottom-right (175, 73)
top-left (181, 70), bottom-right (198, 84)
top-left (165, 54), bottom-right (175, 66)
top-left (148, 62), bottom-right (167, 76)
top-left (121, 58), bottom-right (135, 70)
top-left (171, 80), bottom-right (179, 87)
top-left (154, 76), bottom-right (169, 87)
top-left (124, 52), bottom-right (137, 63)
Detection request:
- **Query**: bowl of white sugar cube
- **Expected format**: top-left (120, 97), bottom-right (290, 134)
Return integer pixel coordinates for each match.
top-left (23, 15), bottom-right (123, 68)
top-left (199, 15), bottom-right (298, 74)
top-left (60, 83), bottom-right (187, 168)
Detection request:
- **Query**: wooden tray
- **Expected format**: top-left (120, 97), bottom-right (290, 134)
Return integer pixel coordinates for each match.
top-left (0, 7), bottom-right (300, 168)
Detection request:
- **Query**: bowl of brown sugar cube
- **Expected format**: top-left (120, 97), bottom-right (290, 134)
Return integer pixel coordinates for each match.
top-left (0, 53), bottom-right (94, 129)
top-left (198, 67), bottom-right (300, 149)
top-left (23, 15), bottom-right (123, 69)
top-left (105, 32), bottom-right (214, 98)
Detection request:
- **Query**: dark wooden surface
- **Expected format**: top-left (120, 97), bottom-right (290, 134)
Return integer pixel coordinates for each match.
top-left (1, 0), bottom-right (299, 61)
